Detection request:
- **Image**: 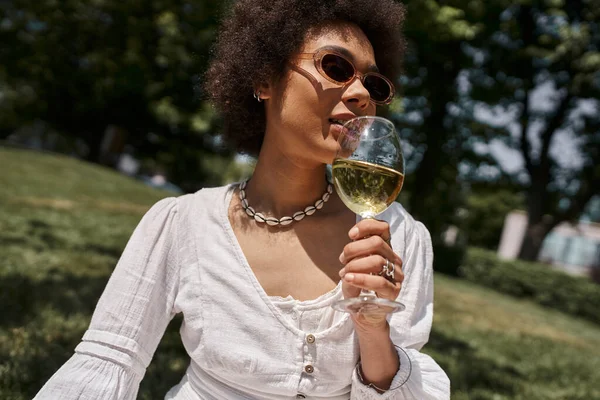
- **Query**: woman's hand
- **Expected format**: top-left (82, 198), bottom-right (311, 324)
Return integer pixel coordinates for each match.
top-left (339, 218), bottom-right (404, 331)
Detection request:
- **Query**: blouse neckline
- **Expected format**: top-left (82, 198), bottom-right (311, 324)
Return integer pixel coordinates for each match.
top-left (219, 183), bottom-right (351, 337)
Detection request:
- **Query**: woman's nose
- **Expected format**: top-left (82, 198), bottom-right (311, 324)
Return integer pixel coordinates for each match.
top-left (341, 76), bottom-right (371, 110)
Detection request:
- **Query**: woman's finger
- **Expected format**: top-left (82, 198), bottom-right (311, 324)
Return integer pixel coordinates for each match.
top-left (342, 272), bottom-right (401, 300)
top-left (339, 235), bottom-right (402, 268)
top-left (348, 218), bottom-right (391, 243)
top-left (340, 255), bottom-right (404, 284)
top-left (339, 254), bottom-right (387, 276)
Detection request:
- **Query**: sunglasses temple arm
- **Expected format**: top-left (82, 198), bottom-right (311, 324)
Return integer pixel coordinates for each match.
top-left (296, 53), bottom-right (316, 59)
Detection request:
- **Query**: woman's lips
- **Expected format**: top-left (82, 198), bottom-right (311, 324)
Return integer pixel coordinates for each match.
top-left (330, 122), bottom-right (349, 141)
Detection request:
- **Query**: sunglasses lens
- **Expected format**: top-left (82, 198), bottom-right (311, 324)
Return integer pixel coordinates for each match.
top-left (319, 53), bottom-right (393, 103)
top-left (321, 54), bottom-right (355, 83)
top-left (363, 75), bottom-right (392, 103)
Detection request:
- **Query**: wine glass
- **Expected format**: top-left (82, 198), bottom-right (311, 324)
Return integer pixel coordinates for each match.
top-left (331, 116), bottom-right (406, 315)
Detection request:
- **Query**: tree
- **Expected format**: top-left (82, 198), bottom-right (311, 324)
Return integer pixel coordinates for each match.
top-left (467, 0), bottom-right (600, 260)
top-left (0, 0), bottom-right (230, 190)
top-left (395, 0), bottom-right (504, 240)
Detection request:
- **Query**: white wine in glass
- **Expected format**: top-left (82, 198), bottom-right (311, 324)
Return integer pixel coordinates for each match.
top-left (332, 116), bottom-right (406, 314)
top-left (332, 159), bottom-right (404, 219)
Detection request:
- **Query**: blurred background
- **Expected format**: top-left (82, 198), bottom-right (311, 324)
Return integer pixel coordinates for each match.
top-left (1, 0), bottom-right (599, 399)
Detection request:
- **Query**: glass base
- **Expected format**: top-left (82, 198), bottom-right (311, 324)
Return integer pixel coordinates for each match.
top-left (332, 295), bottom-right (405, 315)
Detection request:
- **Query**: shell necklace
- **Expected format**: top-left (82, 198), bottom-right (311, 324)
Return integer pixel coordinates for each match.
top-left (238, 179), bottom-right (333, 226)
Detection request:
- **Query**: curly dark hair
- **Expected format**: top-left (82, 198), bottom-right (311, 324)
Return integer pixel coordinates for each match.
top-left (205, 0), bottom-right (407, 155)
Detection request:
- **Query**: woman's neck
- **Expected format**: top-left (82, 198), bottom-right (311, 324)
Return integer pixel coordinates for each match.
top-left (245, 149), bottom-right (332, 219)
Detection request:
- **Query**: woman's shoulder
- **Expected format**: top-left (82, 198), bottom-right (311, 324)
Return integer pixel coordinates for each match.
top-left (383, 201), bottom-right (419, 227)
top-left (158, 183), bottom-right (238, 225)
top-left (383, 202), bottom-right (431, 240)
top-left (142, 196), bottom-right (179, 220)
top-left (172, 183), bottom-right (235, 209)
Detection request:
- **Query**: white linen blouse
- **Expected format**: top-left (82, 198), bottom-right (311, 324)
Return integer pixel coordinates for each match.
top-left (34, 184), bottom-right (450, 400)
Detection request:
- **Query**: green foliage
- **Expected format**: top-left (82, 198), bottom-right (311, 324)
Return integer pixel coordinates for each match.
top-left (459, 248), bottom-right (600, 325)
top-left (0, 0), bottom-right (232, 189)
top-left (464, 183), bottom-right (525, 249)
top-left (433, 243), bottom-right (467, 276)
top-left (404, 0), bottom-right (484, 42)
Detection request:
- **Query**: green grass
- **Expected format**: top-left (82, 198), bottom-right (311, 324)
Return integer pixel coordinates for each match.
top-left (1, 147), bottom-right (600, 400)
top-left (428, 275), bottom-right (600, 400)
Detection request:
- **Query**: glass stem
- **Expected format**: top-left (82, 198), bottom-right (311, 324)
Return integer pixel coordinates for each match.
top-left (360, 215), bottom-right (378, 298)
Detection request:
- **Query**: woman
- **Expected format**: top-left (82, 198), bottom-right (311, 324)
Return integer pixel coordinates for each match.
top-left (35, 0), bottom-right (450, 398)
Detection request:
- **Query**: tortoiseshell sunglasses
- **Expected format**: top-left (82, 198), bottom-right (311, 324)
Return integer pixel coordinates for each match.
top-left (296, 49), bottom-right (395, 105)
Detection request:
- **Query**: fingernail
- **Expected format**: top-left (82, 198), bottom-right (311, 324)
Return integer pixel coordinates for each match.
top-left (339, 252), bottom-right (346, 264)
top-left (339, 268), bottom-right (346, 277)
top-left (349, 227), bottom-right (359, 239)
top-left (344, 273), bottom-right (355, 282)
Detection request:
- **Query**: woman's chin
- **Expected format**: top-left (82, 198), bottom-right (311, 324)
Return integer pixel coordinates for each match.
top-left (318, 142), bottom-right (339, 165)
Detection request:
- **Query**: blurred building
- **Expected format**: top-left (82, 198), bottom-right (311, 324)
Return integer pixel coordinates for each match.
top-left (498, 210), bottom-right (600, 276)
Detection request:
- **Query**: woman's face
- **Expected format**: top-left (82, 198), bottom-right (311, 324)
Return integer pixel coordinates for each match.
top-left (262, 21), bottom-right (380, 167)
